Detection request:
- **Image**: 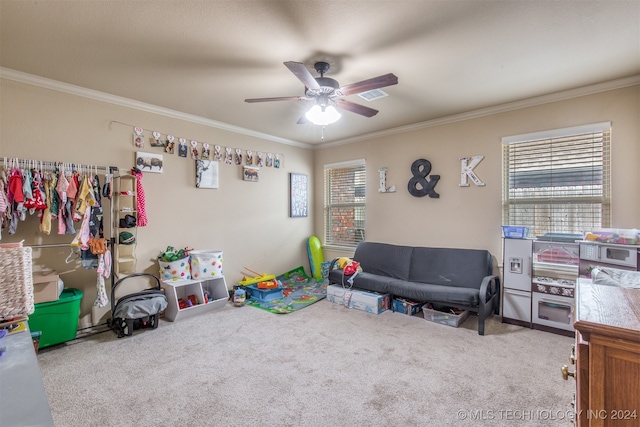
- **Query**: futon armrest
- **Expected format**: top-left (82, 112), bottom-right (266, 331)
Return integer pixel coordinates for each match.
top-left (479, 275), bottom-right (500, 304)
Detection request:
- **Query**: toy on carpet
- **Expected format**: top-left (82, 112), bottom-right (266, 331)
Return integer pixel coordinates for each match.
top-left (331, 257), bottom-right (362, 287)
top-left (307, 236), bottom-right (325, 279)
top-left (238, 266), bottom-right (276, 287)
top-left (335, 257), bottom-right (362, 275)
top-left (245, 266), bottom-right (327, 314)
top-left (232, 286), bottom-right (246, 307)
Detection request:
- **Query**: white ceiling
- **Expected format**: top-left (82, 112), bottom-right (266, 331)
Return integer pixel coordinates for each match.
top-left (1, 0), bottom-right (639, 146)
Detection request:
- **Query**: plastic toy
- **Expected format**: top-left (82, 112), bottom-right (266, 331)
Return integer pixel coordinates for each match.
top-left (307, 236), bottom-right (324, 279)
top-left (239, 266), bottom-right (275, 286)
top-left (187, 294), bottom-right (198, 306)
top-left (257, 280), bottom-right (279, 289)
top-left (233, 286), bottom-right (246, 307)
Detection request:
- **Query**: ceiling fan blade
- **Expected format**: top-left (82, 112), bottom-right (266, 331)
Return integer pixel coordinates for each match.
top-left (284, 61), bottom-right (320, 90)
top-left (296, 115), bottom-right (309, 124)
top-left (337, 73), bottom-right (398, 96)
top-left (245, 96), bottom-right (307, 103)
top-left (334, 99), bottom-right (379, 117)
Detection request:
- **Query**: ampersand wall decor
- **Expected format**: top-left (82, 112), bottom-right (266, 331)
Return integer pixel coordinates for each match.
top-left (408, 158), bottom-right (440, 198)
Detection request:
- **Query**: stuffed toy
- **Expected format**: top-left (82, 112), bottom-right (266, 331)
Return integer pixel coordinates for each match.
top-left (335, 257), bottom-right (362, 276)
top-left (336, 257), bottom-right (352, 269)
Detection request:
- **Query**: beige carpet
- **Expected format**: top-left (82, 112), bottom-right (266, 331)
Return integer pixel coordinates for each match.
top-left (37, 299), bottom-right (576, 426)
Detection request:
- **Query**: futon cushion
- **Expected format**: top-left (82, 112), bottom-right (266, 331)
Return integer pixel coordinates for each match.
top-left (408, 247), bottom-right (491, 289)
top-left (387, 278), bottom-right (480, 307)
top-left (354, 241), bottom-right (413, 280)
top-left (328, 271), bottom-right (394, 295)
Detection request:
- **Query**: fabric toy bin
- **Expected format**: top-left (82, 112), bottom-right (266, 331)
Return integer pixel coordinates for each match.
top-left (190, 250), bottom-right (223, 279)
top-left (158, 257), bottom-right (192, 281)
top-left (422, 305), bottom-right (469, 328)
top-left (245, 284), bottom-right (283, 302)
top-left (27, 288), bottom-right (83, 348)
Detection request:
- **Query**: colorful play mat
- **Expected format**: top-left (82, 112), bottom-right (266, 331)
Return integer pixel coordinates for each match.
top-left (245, 266), bottom-right (328, 314)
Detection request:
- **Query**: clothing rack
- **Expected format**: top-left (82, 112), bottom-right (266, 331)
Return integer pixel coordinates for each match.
top-left (2, 158), bottom-right (119, 331)
top-left (2, 156), bottom-right (119, 248)
top-left (2, 157), bottom-right (118, 174)
top-left (26, 237), bottom-right (116, 289)
top-left (30, 243), bottom-right (92, 249)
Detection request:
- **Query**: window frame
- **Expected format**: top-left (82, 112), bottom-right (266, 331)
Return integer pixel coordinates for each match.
top-left (501, 122), bottom-right (611, 237)
top-left (323, 159), bottom-right (366, 248)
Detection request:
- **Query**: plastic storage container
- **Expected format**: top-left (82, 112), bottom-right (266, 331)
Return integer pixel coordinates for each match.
top-left (245, 284), bottom-right (283, 302)
top-left (502, 226), bottom-right (530, 239)
top-left (583, 228), bottom-right (640, 245)
top-left (422, 305), bottom-right (469, 327)
top-left (27, 288), bottom-right (82, 348)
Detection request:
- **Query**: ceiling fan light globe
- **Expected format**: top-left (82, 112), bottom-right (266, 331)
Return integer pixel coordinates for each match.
top-left (305, 105), bottom-right (341, 126)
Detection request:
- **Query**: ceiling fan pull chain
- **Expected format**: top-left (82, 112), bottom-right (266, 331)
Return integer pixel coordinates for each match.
top-left (321, 126), bottom-right (325, 141)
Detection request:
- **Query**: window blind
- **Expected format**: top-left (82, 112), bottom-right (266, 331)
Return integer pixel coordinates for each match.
top-left (324, 160), bottom-right (366, 246)
top-left (502, 125), bottom-right (611, 237)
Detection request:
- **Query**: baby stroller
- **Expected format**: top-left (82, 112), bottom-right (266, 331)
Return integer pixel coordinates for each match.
top-left (108, 273), bottom-right (168, 338)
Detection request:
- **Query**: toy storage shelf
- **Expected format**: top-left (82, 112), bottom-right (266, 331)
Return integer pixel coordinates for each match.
top-left (162, 276), bottom-right (228, 321)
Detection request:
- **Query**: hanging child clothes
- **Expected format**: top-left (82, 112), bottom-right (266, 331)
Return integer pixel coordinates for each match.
top-left (24, 169), bottom-right (47, 214)
top-left (0, 179), bottom-right (8, 240)
top-left (22, 167), bottom-right (33, 201)
top-left (131, 168), bottom-right (148, 226)
top-left (56, 168), bottom-right (69, 234)
top-left (94, 249), bottom-right (111, 307)
top-left (7, 167), bottom-right (25, 235)
top-left (49, 168), bottom-right (60, 220)
top-left (39, 172), bottom-right (53, 235)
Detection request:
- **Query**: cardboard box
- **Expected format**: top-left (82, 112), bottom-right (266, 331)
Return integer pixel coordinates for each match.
top-left (422, 305), bottom-right (469, 327)
top-left (392, 297), bottom-right (424, 315)
top-left (32, 271), bottom-right (59, 304)
top-left (326, 285), bottom-right (390, 315)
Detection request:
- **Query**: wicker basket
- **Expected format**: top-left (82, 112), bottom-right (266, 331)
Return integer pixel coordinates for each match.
top-left (0, 246), bottom-right (34, 320)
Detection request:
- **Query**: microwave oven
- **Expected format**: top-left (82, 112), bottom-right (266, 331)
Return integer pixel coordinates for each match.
top-left (579, 242), bottom-right (639, 269)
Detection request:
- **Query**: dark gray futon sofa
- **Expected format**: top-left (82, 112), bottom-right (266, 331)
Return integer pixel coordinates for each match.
top-left (328, 241), bottom-right (501, 335)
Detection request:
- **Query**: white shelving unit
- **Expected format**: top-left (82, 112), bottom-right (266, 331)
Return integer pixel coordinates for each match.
top-left (114, 174), bottom-right (137, 277)
top-left (162, 276), bottom-right (229, 321)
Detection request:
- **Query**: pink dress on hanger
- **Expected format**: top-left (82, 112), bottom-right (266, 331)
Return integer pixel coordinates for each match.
top-left (131, 168), bottom-right (148, 227)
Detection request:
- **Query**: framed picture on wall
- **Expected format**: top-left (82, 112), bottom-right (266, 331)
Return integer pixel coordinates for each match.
top-left (290, 173), bottom-right (308, 217)
top-left (135, 152), bottom-right (163, 173)
top-left (196, 160), bottom-right (219, 189)
top-left (243, 165), bottom-right (259, 182)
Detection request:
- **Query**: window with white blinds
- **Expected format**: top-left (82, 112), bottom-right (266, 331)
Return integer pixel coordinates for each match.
top-left (502, 122), bottom-right (611, 237)
top-left (324, 159), bottom-right (366, 247)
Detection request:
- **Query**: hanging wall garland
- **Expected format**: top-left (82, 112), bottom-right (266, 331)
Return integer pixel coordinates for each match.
top-left (108, 120), bottom-right (283, 170)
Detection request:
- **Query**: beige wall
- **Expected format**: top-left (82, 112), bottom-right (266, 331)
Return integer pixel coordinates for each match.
top-left (314, 85), bottom-right (640, 262)
top-left (0, 79), bottom-right (315, 320)
top-left (2, 78), bottom-right (638, 322)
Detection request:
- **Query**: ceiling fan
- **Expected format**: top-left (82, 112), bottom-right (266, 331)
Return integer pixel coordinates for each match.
top-left (244, 61), bottom-right (398, 125)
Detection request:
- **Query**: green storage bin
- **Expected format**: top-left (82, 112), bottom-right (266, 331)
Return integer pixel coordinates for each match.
top-left (27, 288), bottom-right (83, 348)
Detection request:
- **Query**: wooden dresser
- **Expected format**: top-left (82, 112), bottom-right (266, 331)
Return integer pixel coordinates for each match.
top-left (567, 281), bottom-right (640, 426)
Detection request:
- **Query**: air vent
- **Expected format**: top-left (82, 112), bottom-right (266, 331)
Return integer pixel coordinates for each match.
top-left (357, 88), bottom-right (388, 101)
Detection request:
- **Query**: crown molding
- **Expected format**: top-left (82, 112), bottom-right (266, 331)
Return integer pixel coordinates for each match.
top-left (2, 67), bottom-right (637, 151)
top-left (0, 67), bottom-right (313, 150)
top-left (318, 74), bottom-right (640, 149)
